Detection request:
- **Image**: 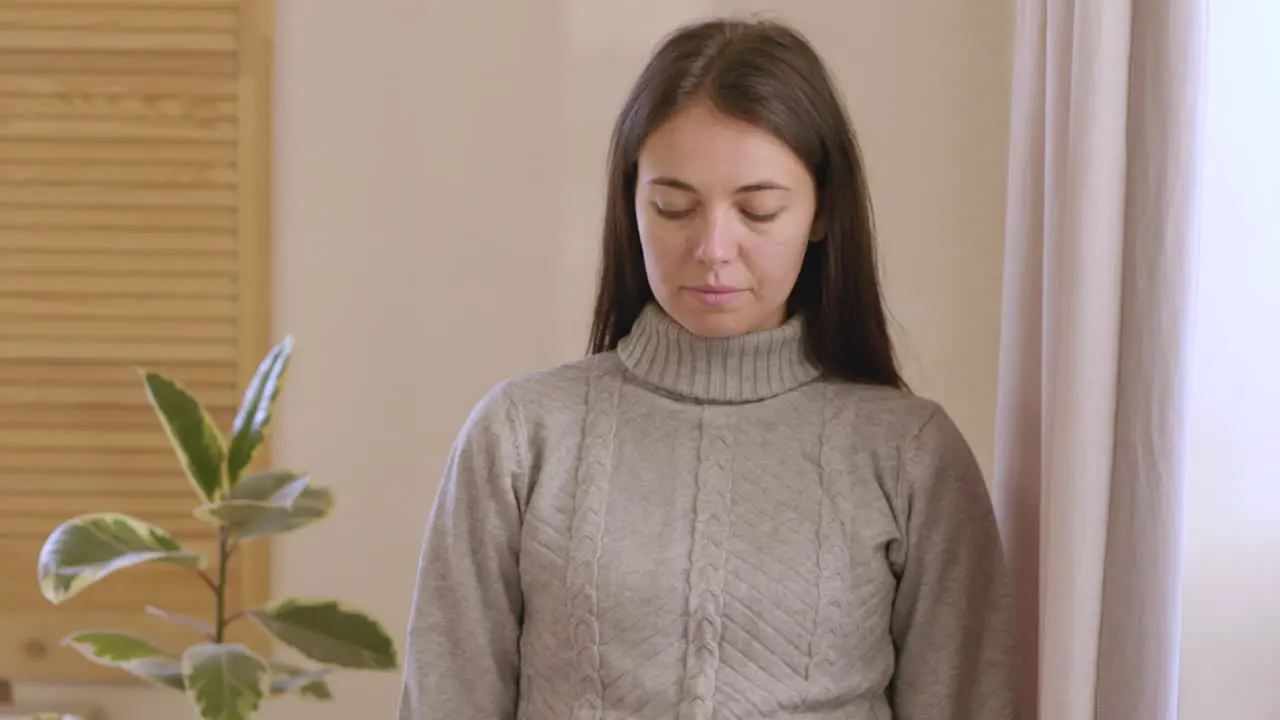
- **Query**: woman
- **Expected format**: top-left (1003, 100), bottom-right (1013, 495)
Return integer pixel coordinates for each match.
top-left (398, 16), bottom-right (1014, 720)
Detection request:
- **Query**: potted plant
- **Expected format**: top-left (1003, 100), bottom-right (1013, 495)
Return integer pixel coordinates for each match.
top-left (33, 336), bottom-right (399, 719)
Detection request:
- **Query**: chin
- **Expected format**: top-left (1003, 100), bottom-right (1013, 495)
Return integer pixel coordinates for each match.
top-left (685, 318), bottom-right (746, 338)
top-left (667, 304), bottom-right (775, 338)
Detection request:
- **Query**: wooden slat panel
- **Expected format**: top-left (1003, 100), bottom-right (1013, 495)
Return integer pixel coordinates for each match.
top-left (0, 114), bottom-right (237, 142)
top-left (0, 138), bottom-right (237, 162)
top-left (0, 271), bottom-right (236, 297)
top-left (0, 50), bottom-right (236, 76)
top-left (0, 447), bottom-right (237, 478)
top-left (0, 6), bottom-right (239, 32)
top-left (3, 0), bottom-right (238, 9)
top-left (0, 295), bottom-right (237, 320)
top-left (0, 206), bottom-right (237, 230)
top-left (0, 389), bottom-right (236, 410)
top-left (0, 373), bottom-right (236, 395)
top-left (0, 340), bottom-right (239, 362)
top-left (0, 92), bottom-right (238, 123)
top-left (0, 229), bottom-right (235, 252)
top-left (0, 30), bottom-right (236, 53)
top-left (0, 359), bottom-right (237, 384)
top-left (0, 73), bottom-right (238, 97)
top-left (4, 403), bottom-right (221, 429)
top-left (0, 161), bottom-right (237, 186)
top-left (1, 315), bottom-right (237, 341)
top-left (1, 249), bottom-right (237, 274)
top-left (0, 472), bottom-right (209, 495)
top-left (0, 495), bottom-right (201, 518)
top-left (0, 385), bottom-right (237, 407)
top-left (1, 428), bottom-right (210, 452)
top-left (0, 6), bottom-right (239, 52)
top-left (0, 0), bottom-right (274, 681)
top-left (3, 184), bottom-right (237, 207)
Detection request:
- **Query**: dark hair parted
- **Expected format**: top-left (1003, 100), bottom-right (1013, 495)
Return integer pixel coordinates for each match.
top-left (586, 16), bottom-right (907, 390)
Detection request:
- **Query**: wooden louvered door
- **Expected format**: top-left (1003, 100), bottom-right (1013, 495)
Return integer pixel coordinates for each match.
top-left (0, 0), bottom-right (273, 681)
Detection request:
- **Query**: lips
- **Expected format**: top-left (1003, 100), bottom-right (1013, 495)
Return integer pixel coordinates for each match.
top-left (684, 285), bottom-right (745, 306)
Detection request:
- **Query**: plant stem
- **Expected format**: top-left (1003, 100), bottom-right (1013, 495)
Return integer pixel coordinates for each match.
top-left (198, 570), bottom-right (218, 593)
top-left (214, 525), bottom-right (230, 643)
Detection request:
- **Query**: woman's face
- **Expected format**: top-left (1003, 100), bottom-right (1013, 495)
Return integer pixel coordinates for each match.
top-left (635, 100), bottom-right (818, 338)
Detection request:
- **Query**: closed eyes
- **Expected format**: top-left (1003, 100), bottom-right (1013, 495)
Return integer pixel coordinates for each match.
top-left (651, 203), bottom-right (782, 223)
top-left (653, 204), bottom-right (694, 220)
top-left (742, 209), bottom-right (781, 223)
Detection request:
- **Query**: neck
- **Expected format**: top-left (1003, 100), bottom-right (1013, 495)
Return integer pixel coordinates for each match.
top-left (616, 303), bottom-right (822, 403)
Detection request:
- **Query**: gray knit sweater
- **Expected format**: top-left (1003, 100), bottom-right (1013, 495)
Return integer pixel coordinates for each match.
top-left (398, 304), bottom-right (1015, 719)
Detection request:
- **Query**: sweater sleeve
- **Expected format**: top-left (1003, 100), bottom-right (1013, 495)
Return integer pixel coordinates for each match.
top-left (397, 383), bottom-right (528, 720)
top-left (888, 406), bottom-right (1016, 720)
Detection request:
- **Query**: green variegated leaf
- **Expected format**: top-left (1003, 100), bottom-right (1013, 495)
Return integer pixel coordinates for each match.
top-left (229, 470), bottom-right (315, 504)
top-left (37, 513), bottom-right (205, 604)
top-left (264, 472), bottom-right (310, 506)
top-left (192, 472), bottom-right (333, 540)
top-left (182, 643), bottom-right (269, 720)
top-left (247, 598), bottom-right (398, 670)
top-left (141, 370), bottom-right (227, 502)
top-left (62, 630), bottom-right (185, 690)
top-left (268, 661), bottom-right (333, 700)
top-left (226, 336), bottom-right (294, 486)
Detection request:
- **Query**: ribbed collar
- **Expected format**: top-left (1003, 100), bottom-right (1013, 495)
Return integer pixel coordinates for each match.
top-left (616, 303), bottom-right (822, 403)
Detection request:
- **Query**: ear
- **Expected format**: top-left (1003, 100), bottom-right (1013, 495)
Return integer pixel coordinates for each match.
top-left (809, 214), bottom-right (826, 243)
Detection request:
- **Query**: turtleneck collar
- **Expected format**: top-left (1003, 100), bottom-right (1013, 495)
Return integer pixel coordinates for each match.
top-left (615, 303), bottom-right (823, 403)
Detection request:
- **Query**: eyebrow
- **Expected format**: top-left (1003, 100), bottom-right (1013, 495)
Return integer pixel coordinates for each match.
top-left (648, 176), bottom-right (791, 194)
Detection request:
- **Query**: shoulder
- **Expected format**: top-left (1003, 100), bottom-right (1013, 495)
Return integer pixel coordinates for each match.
top-left (445, 354), bottom-right (615, 480)
top-left (487, 352), bottom-right (620, 417)
top-left (460, 351), bottom-right (622, 436)
top-left (820, 380), bottom-right (945, 448)
top-left (498, 352), bottom-right (615, 404)
top-left (819, 379), bottom-right (982, 484)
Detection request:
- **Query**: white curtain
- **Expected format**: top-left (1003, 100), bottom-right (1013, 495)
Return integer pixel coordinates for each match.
top-left (992, 0), bottom-right (1206, 718)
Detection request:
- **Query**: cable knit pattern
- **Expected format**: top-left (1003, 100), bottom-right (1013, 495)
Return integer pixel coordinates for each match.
top-left (806, 385), bottom-right (854, 699)
top-left (398, 303), bottom-right (1016, 720)
top-left (678, 406), bottom-right (736, 720)
top-left (567, 356), bottom-right (622, 719)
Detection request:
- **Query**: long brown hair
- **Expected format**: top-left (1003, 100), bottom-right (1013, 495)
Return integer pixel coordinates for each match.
top-left (586, 16), bottom-right (906, 390)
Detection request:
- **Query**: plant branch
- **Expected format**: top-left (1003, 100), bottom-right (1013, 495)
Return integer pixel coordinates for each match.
top-left (197, 568), bottom-right (218, 593)
top-left (145, 605), bottom-right (216, 639)
top-left (214, 525), bottom-right (231, 643)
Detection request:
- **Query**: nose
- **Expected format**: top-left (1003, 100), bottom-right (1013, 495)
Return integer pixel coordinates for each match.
top-left (692, 209), bottom-right (737, 266)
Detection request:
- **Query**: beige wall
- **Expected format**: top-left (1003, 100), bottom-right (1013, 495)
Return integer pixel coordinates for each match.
top-left (14, 1), bottom-right (1014, 717)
